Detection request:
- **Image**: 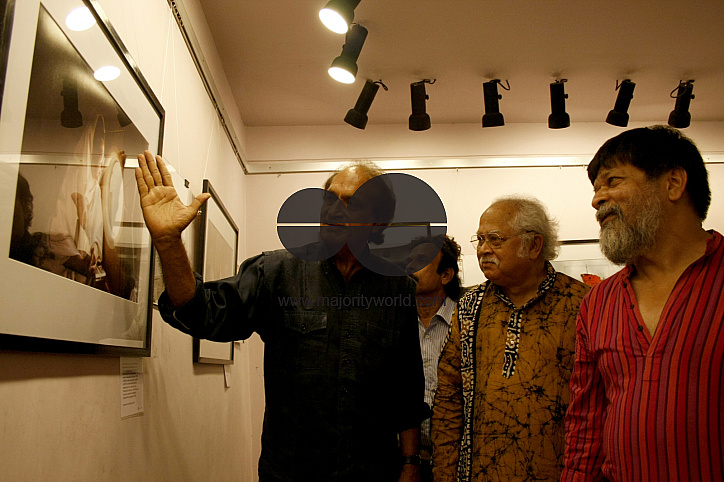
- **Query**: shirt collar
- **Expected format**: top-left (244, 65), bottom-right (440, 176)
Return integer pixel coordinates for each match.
top-left (417, 296), bottom-right (456, 327)
top-left (491, 261), bottom-right (557, 309)
top-left (622, 229), bottom-right (722, 283)
top-left (434, 297), bottom-right (456, 326)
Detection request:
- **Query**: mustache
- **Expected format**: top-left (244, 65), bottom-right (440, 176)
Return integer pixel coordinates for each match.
top-left (596, 203), bottom-right (622, 225)
top-left (479, 255), bottom-right (499, 266)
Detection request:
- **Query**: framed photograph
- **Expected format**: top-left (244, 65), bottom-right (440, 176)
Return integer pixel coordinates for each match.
top-left (193, 180), bottom-right (238, 364)
top-left (0, 0), bottom-right (164, 356)
top-left (0, 0), bottom-right (14, 109)
top-left (551, 239), bottom-right (621, 287)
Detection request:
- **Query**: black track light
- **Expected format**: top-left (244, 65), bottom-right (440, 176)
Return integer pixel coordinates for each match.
top-left (319, 0), bottom-right (361, 34)
top-left (606, 79), bottom-right (636, 127)
top-left (409, 80), bottom-right (435, 131)
top-left (328, 23), bottom-right (367, 84)
top-left (60, 77), bottom-right (83, 128)
top-left (548, 79), bottom-right (570, 129)
top-left (344, 79), bottom-right (387, 129)
top-left (482, 79), bottom-right (509, 128)
top-left (668, 80), bottom-right (695, 129)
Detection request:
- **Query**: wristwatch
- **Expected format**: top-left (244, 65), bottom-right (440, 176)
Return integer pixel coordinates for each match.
top-left (401, 455), bottom-right (421, 466)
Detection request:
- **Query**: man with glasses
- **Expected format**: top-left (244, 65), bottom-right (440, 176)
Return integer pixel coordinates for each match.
top-left (432, 195), bottom-right (589, 481)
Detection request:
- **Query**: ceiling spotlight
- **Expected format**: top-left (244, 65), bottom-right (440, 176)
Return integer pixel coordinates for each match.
top-left (61, 77), bottom-right (83, 128)
top-left (606, 79), bottom-right (636, 127)
top-left (482, 79), bottom-right (509, 128)
top-left (409, 79), bottom-right (435, 131)
top-left (319, 0), bottom-right (361, 34)
top-left (548, 79), bottom-right (570, 129)
top-left (668, 80), bottom-right (695, 129)
top-left (328, 23), bottom-right (367, 84)
top-left (344, 79), bottom-right (387, 129)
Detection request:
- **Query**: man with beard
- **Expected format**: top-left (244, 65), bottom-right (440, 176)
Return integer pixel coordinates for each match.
top-left (562, 125), bottom-right (724, 481)
top-left (135, 151), bottom-right (427, 482)
top-left (432, 196), bottom-right (589, 481)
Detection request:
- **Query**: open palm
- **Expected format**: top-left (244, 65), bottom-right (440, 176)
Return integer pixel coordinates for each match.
top-left (135, 151), bottom-right (210, 251)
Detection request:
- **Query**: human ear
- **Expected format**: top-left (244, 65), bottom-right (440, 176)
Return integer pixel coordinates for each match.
top-left (528, 234), bottom-right (544, 260)
top-left (666, 167), bottom-right (688, 202)
top-left (440, 267), bottom-right (454, 286)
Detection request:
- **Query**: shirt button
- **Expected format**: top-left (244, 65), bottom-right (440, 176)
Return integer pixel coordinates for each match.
top-left (637, 326), bottom-right (644, 331)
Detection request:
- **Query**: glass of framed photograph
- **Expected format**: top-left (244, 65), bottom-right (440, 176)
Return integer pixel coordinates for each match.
top-left (0, 0), bottom-right (164, 356)
top-left (193, 180), bottom-right (238, 364)
top-left (551, 239), bottom-right (621, 287)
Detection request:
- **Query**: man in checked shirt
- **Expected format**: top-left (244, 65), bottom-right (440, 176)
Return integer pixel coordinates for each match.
top-left (406, 235), bottom-right (463, 482)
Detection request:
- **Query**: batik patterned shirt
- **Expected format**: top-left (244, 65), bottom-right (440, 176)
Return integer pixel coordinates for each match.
top-left (432, 263), bottom-right (589, 481)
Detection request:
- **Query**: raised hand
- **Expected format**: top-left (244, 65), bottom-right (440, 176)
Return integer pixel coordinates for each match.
top-left (135, 151), bottom-right (210, 253)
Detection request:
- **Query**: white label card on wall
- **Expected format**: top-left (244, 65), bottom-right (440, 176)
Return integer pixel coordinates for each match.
top-left (120, 357), bottom-right (144, 419)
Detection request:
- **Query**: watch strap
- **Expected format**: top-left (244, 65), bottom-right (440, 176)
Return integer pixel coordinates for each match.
top-left (401, 454), bottom-right (421, 466)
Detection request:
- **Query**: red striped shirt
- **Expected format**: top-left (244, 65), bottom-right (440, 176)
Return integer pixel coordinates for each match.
top-left (562, 230), bottom-right (724, 481)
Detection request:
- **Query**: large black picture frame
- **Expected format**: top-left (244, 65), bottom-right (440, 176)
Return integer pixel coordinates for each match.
top-left (193, 180), bottom-right (238, 364)
top-left (0, 0), bottom-right (164, 356)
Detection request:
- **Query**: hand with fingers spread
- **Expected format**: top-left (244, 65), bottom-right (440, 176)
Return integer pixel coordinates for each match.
top-left (135, 150), bottom-right (208, 307)
top-left (135, 150), bottom-right (210, 253)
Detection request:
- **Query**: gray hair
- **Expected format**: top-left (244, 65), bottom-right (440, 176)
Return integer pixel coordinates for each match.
top-left (491, 195), bottom-right (560, 261)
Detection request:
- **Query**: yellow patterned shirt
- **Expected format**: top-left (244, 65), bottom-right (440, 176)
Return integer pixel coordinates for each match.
top-left (432, 264), bottom-right (589, 481)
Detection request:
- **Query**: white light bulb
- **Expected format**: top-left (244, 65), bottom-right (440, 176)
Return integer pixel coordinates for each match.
top-left (328, 67), bottom-right (355, 84)
top-left (94, 65), bottom-right (121, 81)
top-left (66, 6), bottom-right (96, 32)
top-left (319, 9), bottom-right (348, 34)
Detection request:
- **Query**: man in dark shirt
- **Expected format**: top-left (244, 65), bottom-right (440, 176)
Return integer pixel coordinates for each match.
top-left (135, 151), bottom-right (426, 482)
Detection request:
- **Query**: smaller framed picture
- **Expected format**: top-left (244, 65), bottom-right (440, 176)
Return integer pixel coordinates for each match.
top-left (193, 180), bottom-right (238, 364)
top-left (551, 239), bottom-right (621, 287)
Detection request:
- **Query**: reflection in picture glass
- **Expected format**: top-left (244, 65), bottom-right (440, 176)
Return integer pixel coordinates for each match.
top-left (10, 5), bottom-right (149, 302)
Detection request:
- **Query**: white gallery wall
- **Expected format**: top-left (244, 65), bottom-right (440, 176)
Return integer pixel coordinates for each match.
top-left (2, 1), bottom-right (724, 482)
top-left (244, 122), bottom-right (724, 287)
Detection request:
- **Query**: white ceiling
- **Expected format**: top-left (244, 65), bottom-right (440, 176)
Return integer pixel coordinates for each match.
top-left (197, 0), bottom-right (724, 129)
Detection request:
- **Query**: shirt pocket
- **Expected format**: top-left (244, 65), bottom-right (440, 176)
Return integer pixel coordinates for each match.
top-left (283, 311), bottom-right (329, 371)
top-left (362, 315), bottom-right (400, 371)
top-left (284, 311), bottom-right (328, 334)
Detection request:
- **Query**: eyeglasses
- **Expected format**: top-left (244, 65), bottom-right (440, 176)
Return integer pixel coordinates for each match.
top-left (469, 231), bottom-right (534, 249)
